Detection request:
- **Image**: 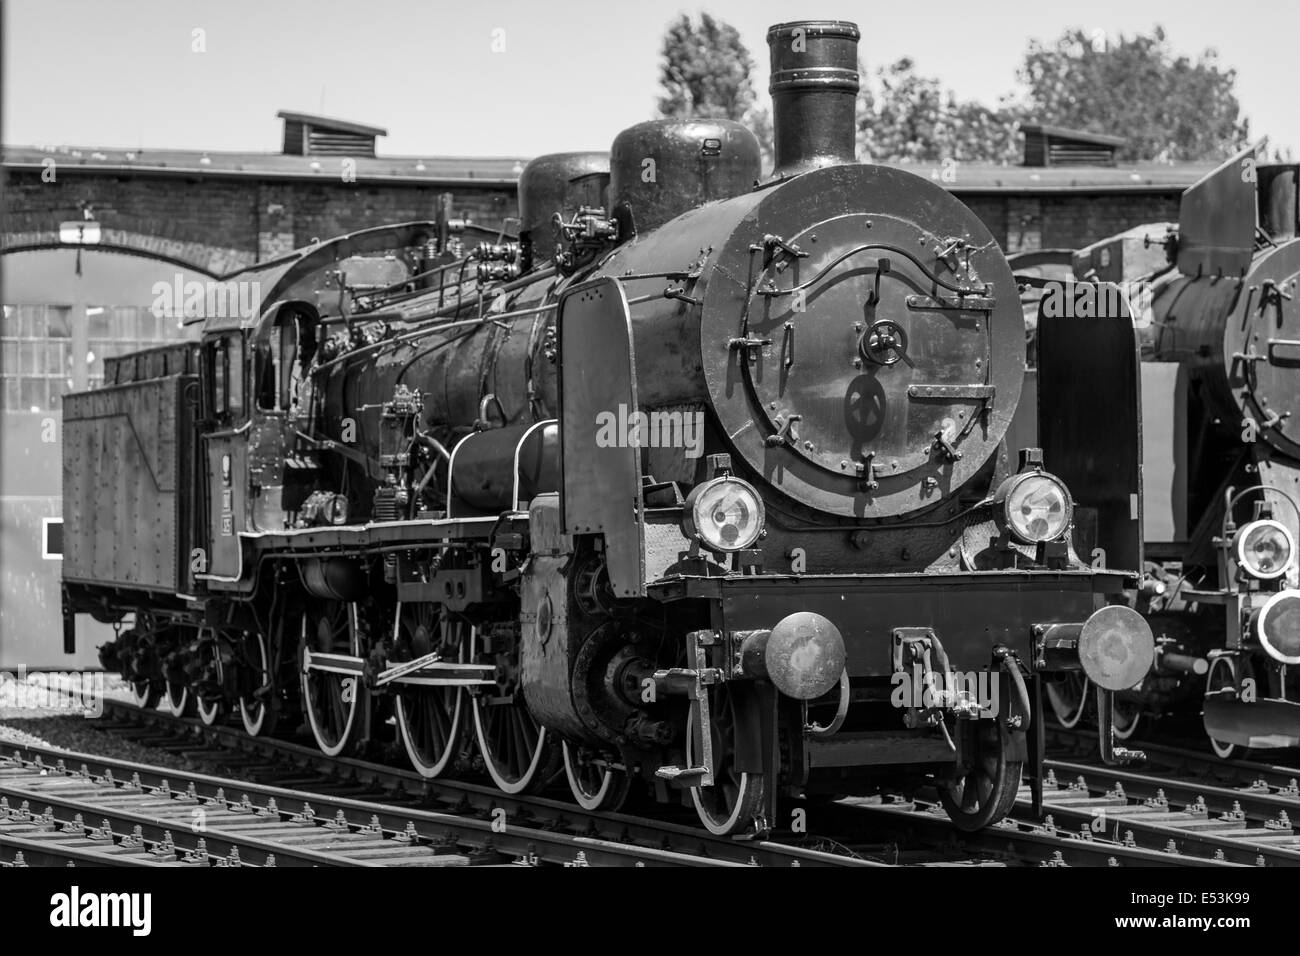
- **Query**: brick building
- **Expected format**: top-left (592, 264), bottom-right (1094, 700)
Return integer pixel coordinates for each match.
top-left (2, 115), bottom-right (1209, 286)
top-left (2, 112), bottom-right (524, 278)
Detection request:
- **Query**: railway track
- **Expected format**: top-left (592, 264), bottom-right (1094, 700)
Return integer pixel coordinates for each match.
top-left (1049, 722), bottom-right (1300, 794)
top-left (1028, 724), bottom-right (1300, 866)
top-left (0, 726), bottom-right (1121, 868)
top-left (90, 701), bottom-right (1194, 867)
top-left (2, 701), bottom-right (883, 867)
top-left (17, 699), bottom-right (1298, 867)
top-left (0, 742), bottom-right (780, 868)
top-left (830, 795), bottom-right (1222, 867)
top-left (774, 736), bottom-right (1300, 867)
top-left (826, 778), bottom-right (1297, 868)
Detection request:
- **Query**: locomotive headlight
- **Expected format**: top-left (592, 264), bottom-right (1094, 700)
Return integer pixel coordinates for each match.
top-left (1235, 519), bottom-right (1293, 580)
top-left (994, 471), bottom-right (1072, 544)
top-left (684, 476), bottom-right (764, 552)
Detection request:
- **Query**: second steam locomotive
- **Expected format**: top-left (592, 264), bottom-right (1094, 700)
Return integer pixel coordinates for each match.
top-left (62, 20), bottom-right (1154, 835)
top-left (1050, 149), bottom-right (1300, 757)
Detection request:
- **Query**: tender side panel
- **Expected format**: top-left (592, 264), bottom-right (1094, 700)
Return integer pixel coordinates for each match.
top-left (62, 375), bottom-right (193, 592)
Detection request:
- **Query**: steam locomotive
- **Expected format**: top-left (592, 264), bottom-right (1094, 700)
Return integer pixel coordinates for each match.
top-left (1048, 149), bottom-right (1300, 757)
top-left (62, 19), bottom-right (1155, 836)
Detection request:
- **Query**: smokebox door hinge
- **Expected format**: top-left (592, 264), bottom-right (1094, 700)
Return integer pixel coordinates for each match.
top-left (763, 414), bottom-right (802, 448)
top-left (750, 233), bottom-right (808, 271)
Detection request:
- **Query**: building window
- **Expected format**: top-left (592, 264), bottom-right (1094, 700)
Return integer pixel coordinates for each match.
top-left (0, 303), bottom-right (191, 412)
top-left (1, 305), bottom-right (71, 412)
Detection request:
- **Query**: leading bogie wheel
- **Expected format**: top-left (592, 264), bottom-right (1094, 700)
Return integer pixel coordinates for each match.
top-left (938, 720), bottom-right (1023, 832)
top-left (684, 683), bottom-right (765, 836)
top-left (562, 742), bottom-right (632, 812)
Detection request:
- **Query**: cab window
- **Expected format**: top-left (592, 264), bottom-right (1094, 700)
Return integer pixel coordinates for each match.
top-left (257, 315), bottom-right (299, 412)
top-left (206, 333), bottom-right (245, 422)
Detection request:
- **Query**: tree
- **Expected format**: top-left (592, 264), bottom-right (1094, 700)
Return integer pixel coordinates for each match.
top-left (657, 20), bottom-right (1249, 170)
top-left (1018, 26), bottom-right (1248, 162)
top-left (657, 13), bottom-right (773, 170)
top-left (856, 59), bottom-right (1024, 164)
top-left (657, 13), bottom-right (757, 120)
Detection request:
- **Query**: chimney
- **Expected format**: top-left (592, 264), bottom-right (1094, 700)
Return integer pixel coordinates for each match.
top-left (767, 20), bottom-right (861, 176)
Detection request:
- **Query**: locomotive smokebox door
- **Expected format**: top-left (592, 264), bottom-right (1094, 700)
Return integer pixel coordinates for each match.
top-left (556, 277), bottom-right (646, 596)
top-left (1036, 281), bottom-right (1143, 574)
top-left (696, 164), bottom-right (1025, 520)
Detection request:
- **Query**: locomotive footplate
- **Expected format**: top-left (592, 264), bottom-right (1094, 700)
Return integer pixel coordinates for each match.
top-left (198, 515), bottom-right (533, 592)
top-left (244, 514), bottom-right (530, 557)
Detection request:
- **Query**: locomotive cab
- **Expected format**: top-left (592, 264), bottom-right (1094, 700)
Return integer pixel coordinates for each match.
top-left (196, 303), bottom-right (323, 585)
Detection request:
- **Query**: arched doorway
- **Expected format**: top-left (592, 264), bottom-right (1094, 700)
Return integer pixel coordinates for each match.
top-left (1, 246), bottom-right (212, 669)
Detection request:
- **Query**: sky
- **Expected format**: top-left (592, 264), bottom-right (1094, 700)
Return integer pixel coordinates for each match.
top-left (2, 0), bottom-right (1297, 159)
